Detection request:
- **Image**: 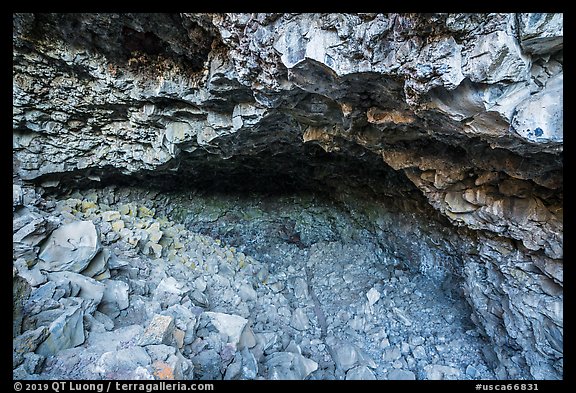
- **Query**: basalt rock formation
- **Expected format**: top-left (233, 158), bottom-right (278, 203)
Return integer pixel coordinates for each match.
top-left (13, 13), bottom-right (562, 380)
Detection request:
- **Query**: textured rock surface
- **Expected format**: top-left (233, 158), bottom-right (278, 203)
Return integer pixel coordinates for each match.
top-left (13, 13), bottom-right (562, 380)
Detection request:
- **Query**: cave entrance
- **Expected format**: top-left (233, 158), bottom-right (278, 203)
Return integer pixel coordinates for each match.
top-left (36, 145), bottom-right (497, 380)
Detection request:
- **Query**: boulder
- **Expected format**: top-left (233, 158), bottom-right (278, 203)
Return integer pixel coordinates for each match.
top-left (203, 312), bottom-right (248, 347)
top-left (139, 314), bottom-right (175, 346)
top-left (38, 221), bottom-right (101, 273)
top-left (36, 300), bottom-right (85, 356)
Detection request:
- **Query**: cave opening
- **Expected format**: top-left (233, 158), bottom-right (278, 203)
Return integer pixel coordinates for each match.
top-left (31, 143), bottom-right (499, 380)
top-left (13, 12), bottom-right (562, 382)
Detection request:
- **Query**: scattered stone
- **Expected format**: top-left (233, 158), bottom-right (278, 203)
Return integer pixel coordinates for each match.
top-left (346, 365), bottom-right (377, 380)
top-left (392, 307), bottom-right (412, 327)
top-left (173, 329), bottom-right (185, 349)
top-left (147, 344), bottom-right (193, 380)
top-left (102, 211), bottom-right (121, 222)
top-left (153, 277), bottom-right (186, 308)
top-left (466, 365), bottom-right (478, 378)
top-left (266, 351), bottom-right (318, 380)
top-left (328, 339), bottom-right (361, 372)
top-left (36, 301), bottom-right (85, 356)
top-left (290, 308), bottom-right (310, 331)
top-left (48, 271), bottom-right (105, 313)
top-left (382, 346), bottom-right (402, 362)
top-left (240, 346), bottom-right (258, 379)
top-left (387, 369), bottom-right (416, 380)
top-left (424, 364), bottom-right (462, 380)
top-left (412, 345), bottom-right (427, 359)
top-left (192, 349), bottom-right (222, 380)
top-left (224, 353), bottom-right (242, 380)
top-left (366, 287), bottom-right (381, 307)
top-left (13, 326), bottom-right (49, 367)
top-left (81, 248), bottom-right (111, 278)
top-left (204, 312), bottom-right (248, 346)
top-left (238, 283), bottom-right (258, 302)
top-left (93, 347), bottom-right (152, 378)
top-left (99, 279), bottom-right (130, 318)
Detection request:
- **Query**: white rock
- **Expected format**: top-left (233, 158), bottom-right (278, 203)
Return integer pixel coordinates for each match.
top-left (153, 277), bottom-right (186, 308)
top-left (13, 184), bottom-right (23, 207)
top-left (290, 308), bottom-right (310, 331)
top-left (366, 287), bottom-right (381, 307)
top-left (204, 312), bottom-right (248, 346)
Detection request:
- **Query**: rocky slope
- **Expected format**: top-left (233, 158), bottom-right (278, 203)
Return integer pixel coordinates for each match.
top-left (13, 13), bottom-right (562, 380)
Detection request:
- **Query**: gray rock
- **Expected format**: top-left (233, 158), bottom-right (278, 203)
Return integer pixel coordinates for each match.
top-left (366, 287), bottom-right (380, 306)
top-left (11, 12), bottom-right (564, 381)
top-left (409, 336), bottom-right (425, 346)
top-left (38, 221), bottom-right (101, 273)
top-left (98, 279), bottom-right (130, 318)
top-left (192, 349), bottom-right (222, 380)
top-left (240, 346), bottom-right (258, 379)
top-left (13, 326), bottom-right (49, 367)
top-left (328, 339), bottom-right (361, 372)
top-left (290, 307), bottom-right (310, 331)
top-left (424, 364), bottom-right (462, 380)
top-left (92, 347), bottom-right (152, 377)
top-left (204, 312), bottom-right (248, 346)
top-left (387, 369), bottom-right (416, 380)
top-left (14, 258), bottom-right (47, 287)
top-left (86, 325), bottom-right (143, 352)
top-left (146, 344), bottom-right (194, 380)
top-left (382, 346), bottom-right (402, 362)
top-left (47, 271), bottom-right (105, 314)
top-left (412, 345), bottom-right (427, 360)
top-left (511, 73), bottom-right (563, 146)
top-left (20, 352), bottom-right (45, 375)
top-left (13, 184), bottom-right (23, 208)
top-left (13, 269), bottom-right (32, 337)
top-left (346, 365), bottom-right (376, 380)
top-left (392, 307), bottom-right (412, 327)
top-left (239, 325), bottom-right (257, 349)
top-left (81, 248), bottom-right (111, 278)
top-left (36, 300), bottom-right (85, 356)
top-left (23, 281), bottom-right (58, 316)
top-left (265, 351), bottom-right (318, 380)
top-left (139, 314), bottom-right (175, 346)
top-left (153, 277), bottom-right (186, 308)
top-left (13, 214), bottom-right (56, 260)
top-left (519, 13), bottom-right (563, 55)
top-left (238, 283), bottom-right (258, 302)
top-left (466, 364), bottom-right (478, 378)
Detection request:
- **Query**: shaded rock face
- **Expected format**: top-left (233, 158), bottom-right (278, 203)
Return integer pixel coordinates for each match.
top-left (12, 13), bottom-right (562, 380)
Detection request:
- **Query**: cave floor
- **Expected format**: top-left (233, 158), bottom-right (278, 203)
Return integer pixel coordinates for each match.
top-left (31, 186), bottom-right (496, 380)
